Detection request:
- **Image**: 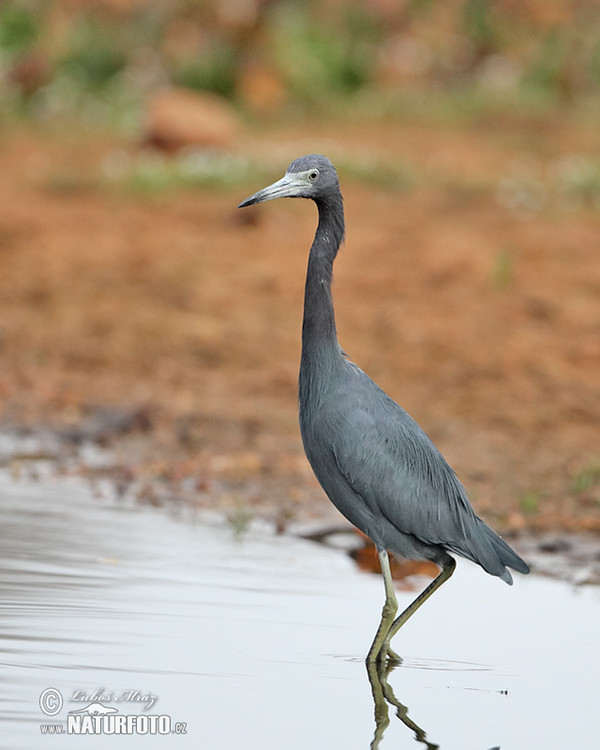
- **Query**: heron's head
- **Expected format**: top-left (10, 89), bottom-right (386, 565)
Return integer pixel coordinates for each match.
top-left (238, 154), bottom-right (340, 208)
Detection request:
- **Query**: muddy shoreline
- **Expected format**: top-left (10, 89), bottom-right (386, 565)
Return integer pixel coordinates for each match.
top-left (2, 423), bottom-right (598, 589)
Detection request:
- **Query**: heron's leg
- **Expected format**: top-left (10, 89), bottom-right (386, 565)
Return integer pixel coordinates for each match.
top-left (366, 549), bottom-right (398, 664)
top-left (383, 557), bottom-right (456, 659)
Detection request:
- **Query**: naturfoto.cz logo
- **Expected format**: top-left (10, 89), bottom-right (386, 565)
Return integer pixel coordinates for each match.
top-left (39, 687), bottom-right (188, 737)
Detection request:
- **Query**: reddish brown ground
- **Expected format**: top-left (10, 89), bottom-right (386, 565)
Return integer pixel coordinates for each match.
top-left (0, 115), bottom-right (599, 537)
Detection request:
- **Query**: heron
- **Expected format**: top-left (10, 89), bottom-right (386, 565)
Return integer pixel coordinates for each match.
top-left (239, 154), bottom-right (529, 665)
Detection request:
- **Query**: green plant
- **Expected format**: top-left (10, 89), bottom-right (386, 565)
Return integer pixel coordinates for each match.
top-left (519, 490), bottom-right (541, 515)
top-left (461, 0), bottom-right (499, 53)
top-left (521, 30), bottom-right (570, 96)
top-left (102, 150), bottom-right (269, 195)
top-left (268, 2), bottom-right (380, 104)
top-left (228, 501), bottom-right (253, 539)
top-left (491, 249), bottom-right (514, 290)
top-left (171, 42), bottom-right (237, 98)
top-left (59, 16), bottom-right (129, 90)
top-left (571, 460), bottom-right (600, 494)
top-left (0, 4), bottom-right (38, 52)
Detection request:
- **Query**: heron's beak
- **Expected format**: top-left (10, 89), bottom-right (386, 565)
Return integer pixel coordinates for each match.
top-left (238, 173), bottom-right (302, 208)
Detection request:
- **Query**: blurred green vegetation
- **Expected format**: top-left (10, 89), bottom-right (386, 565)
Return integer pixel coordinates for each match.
top-left (36, 146), bottom-right (413, 197)
top-left (2, 0), bottom-right (600, 132)
top-left (519, 490), bottom-right (542, 515)
top-left (571, 460), bottom-right (600, 497)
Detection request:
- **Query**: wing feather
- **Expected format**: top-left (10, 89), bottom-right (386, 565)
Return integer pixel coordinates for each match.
top-left (323, 375), bottom-right (476, 548)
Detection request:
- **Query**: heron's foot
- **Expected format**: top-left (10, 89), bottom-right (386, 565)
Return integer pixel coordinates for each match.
top-left (367, 641), bottom-right (393, 666)
top-left (382, 646), bottom-right (403, 667)
top-left (384, 644), bottom-right (402, 667)
top-left (371, 642), bottom-right (402, 669)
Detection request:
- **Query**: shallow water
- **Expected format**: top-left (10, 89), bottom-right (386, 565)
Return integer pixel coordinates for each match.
top-left (0, 470), bottom-right (598, 749)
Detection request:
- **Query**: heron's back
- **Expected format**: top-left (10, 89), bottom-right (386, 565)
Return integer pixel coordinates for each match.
top-left (300, 359), bottom-right (529, 583)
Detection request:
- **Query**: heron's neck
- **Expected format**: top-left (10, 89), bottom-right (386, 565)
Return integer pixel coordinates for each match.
top-left (300, 193), bottom-right (345, 376)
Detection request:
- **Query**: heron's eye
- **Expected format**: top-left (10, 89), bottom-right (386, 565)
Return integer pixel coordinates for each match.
top-left (308, 170), bottom-right (319, 181)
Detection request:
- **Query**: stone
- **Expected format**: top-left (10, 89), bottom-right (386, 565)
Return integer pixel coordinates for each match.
top-left (143, 87), bottom-right (238, 153)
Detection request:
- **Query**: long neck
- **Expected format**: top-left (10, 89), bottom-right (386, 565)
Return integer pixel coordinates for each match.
top-left (299, 192), bottom-right (345, 400)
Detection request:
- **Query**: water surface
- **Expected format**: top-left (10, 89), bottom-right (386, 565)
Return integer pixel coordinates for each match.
top-left (0, 470), bottom-right (598, 749)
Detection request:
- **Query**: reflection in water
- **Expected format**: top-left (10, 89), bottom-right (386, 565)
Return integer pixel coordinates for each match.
top-left (367, 657), bottom-right (513, 750)
top-left (367, 658), bottom-right (439, 749)
top-left (366, 656), bottom-right (510, 749)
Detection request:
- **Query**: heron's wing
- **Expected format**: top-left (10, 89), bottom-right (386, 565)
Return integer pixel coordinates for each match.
top-left (324, 381), bottom-right (476, 547)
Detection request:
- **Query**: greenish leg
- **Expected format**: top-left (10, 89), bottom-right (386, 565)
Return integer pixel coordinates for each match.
top-left (383, 557), bottom-right (456, 660)
top-left (366, 549), bottom-right (398, 664)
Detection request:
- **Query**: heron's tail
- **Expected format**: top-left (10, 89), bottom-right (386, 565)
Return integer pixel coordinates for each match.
top-left (449, 517), bottom-right (530, 585)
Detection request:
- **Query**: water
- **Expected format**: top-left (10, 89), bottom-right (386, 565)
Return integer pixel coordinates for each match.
top-left (0, 470), bottom-right (598, 749)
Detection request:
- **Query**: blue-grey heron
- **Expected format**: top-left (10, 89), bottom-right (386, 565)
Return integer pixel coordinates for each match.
top-left (239, 155), bottom-right (529, 664)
